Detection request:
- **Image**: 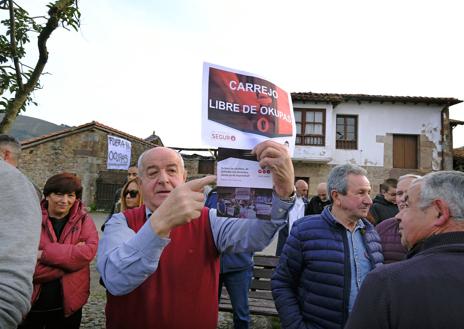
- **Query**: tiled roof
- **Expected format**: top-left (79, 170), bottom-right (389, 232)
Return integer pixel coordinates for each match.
top-left (291, 92), bottom-right (462, 106)
top-left (145, 131), bottom-right (163, 146)
top-left (21, 121), bottom-right (157, 148)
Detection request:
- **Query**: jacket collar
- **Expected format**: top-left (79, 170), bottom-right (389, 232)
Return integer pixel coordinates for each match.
top-left (407, 231), bottom-right (464, 258)
top-left (322, 206), bottom-right (367, 230)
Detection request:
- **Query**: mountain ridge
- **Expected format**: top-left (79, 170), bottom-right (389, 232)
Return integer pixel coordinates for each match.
top-left (0, 115), bottom-right (70, 141)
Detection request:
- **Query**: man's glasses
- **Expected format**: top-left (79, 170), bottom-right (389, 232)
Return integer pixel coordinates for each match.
top-left (124, 190), bottom-right (139, 198)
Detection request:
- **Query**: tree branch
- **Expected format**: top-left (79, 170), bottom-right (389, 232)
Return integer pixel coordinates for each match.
top-left (8, 0), bottom-right (23, 91)
top-left (0, 0), bottom-right (77, 133)
top-left (24, 0), bottom-right (76, 91)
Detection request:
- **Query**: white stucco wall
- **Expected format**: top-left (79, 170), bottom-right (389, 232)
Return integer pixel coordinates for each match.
top-left (293, 101), bottom-right (443, 167)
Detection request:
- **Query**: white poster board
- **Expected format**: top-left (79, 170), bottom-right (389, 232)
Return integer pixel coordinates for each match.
top-left (202, 62), bottom-right (295, 154)
top-left (107, 135), bottom-right (131, 170)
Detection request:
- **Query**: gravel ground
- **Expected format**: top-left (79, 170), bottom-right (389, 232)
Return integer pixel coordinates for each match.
top-left (81, 259), bottom-right (106, 329)
top-left (81, 212), bottom-right (280, 329)
top-left (81, 212), bottom-right (106, 329)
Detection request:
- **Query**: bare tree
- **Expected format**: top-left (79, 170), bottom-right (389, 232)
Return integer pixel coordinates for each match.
top-left (0, 0), bottom-right (80, 133)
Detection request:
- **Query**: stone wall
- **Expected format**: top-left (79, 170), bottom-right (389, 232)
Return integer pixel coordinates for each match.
top-left (182, 154), bottom-right (216, 180)
top-left (20, 129), bottom-right (152, 206)
top-left (293, 162), bottom-right (331, 195)
top-left (184, 157), bottom-right (199, 179)
top-left (441, 107), bottom-right (454, 170)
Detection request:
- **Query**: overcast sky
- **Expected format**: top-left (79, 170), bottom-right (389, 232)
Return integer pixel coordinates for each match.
top-left (22, 0), bottom-right (464, 148)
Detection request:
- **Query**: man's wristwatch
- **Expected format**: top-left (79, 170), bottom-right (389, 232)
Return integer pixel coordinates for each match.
top-left (280, 187), bottom-right (297, 202)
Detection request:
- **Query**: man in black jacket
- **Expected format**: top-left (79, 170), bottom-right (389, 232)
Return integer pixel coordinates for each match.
top-left (368, 178), bottom-right (398, 224)
top-left (306, 182), bottom-right (331, 215)
top-left (346, 171), bottom-right (464, 329)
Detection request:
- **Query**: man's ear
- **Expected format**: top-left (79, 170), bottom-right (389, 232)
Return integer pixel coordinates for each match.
top-left (433, 199), bottom-right (450, 226)
top-left (183, 170), bottom-right (188, 182)
top-left (331, 190), bottom-right (340, 206)
top-left (3, 149), bottom-right (11, 161)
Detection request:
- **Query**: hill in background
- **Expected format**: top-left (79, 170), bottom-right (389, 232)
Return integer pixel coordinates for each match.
top-left (0, 114), bottom-right (69, 141)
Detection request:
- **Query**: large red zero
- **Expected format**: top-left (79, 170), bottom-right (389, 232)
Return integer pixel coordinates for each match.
top-left (257, 117), bottom-right (269, 132)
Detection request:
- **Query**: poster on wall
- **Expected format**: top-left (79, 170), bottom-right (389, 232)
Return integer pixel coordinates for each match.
top-left (107, 135), bottom-right (131, 170)
top-left (202, 62), bottom-right (296, 153)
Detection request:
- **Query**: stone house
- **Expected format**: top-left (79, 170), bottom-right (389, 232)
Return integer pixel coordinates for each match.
top-left (19, 121), bottom-right (162, 209)
top-left (182, 153), bottom-right (216, 179)
top-left (451, 119), bottom-right (464, 172)
top-left (454, 147), bottom-right (464, 172)
top-left (291, 92), bottom-right (462, 195)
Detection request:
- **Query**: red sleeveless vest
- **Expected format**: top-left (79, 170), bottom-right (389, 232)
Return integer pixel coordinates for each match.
top-left (105, 206), bottom-right (220, 329)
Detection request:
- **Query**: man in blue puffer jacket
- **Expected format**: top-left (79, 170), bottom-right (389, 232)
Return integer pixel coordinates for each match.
top-left (271, 164), bottom-right (383, 329)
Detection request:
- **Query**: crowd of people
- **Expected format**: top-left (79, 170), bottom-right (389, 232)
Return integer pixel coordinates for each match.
top-left (2, 132), bottom-right (464, 329)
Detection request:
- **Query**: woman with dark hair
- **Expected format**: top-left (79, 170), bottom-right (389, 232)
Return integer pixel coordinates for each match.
top-left (19, 173), bottom-right (99, 329)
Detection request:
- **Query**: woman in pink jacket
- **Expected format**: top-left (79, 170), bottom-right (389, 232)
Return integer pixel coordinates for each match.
top-left (19, 173), bottom-right (98, 329)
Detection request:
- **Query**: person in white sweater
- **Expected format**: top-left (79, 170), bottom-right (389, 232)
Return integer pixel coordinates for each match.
top-left (0, 160), bottom-right (41, 328)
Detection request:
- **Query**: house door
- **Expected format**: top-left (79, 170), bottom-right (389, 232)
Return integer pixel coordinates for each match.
top-left (393, 135), bottom-right (418, 169)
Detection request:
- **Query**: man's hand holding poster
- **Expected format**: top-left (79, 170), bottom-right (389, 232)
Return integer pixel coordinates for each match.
top-left (202, 63), bottom-right (296, 219)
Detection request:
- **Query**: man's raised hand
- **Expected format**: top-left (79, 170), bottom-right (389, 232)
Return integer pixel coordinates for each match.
top-left (150, 175), bottom-right (216, 237)
top-left (253, 141), bottom-right (294, 199)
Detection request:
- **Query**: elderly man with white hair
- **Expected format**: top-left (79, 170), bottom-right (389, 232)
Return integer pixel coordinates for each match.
top-left (98, 141), bottom-right (295, 329)
top-left (346, 170), bottom-right (464, 329)
top-left (306, 182), bottom-right (331, 215)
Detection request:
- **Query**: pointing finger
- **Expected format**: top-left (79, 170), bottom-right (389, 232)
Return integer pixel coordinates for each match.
top-left (185, 175), bottom-right (217, 192)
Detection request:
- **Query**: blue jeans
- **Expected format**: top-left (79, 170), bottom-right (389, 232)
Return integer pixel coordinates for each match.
top-left (219, 268), bottom-right (253, 329)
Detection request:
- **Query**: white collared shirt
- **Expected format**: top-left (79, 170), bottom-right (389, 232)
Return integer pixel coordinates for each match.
top-left (288, 196), bottom-right (306, 233)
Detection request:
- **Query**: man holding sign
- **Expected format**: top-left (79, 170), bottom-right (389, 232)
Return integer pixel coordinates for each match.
top-left (97, 141), bottom-right (295, 329)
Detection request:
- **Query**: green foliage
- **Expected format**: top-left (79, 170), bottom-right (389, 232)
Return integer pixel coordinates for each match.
top-left (48, 2), bottom-right (80, 31)
top-left (87, 203), bottom-right (97, 212)
top-left (0, 1), bottom-right (80, 115)
top-left (270, 316), bottom-right (281, 329)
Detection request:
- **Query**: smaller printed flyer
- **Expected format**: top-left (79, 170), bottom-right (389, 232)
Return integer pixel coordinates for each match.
top-left (216, 148), bottom-right (273, 220)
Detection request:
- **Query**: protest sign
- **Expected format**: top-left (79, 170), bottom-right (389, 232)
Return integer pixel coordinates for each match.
top-left (202, 62), bottom-right (295, 153)
top-left (216, 148), bottom-right (273, 220)
top-left (107, 135), bottom-right (131, 170)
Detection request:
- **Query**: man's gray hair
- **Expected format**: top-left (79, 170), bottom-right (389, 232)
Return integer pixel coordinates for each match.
top-left (327, 164), bottom-right (368, 203)
top-left (137, 147), bottom-right (185, 176)
top-left (417, 171), bottom-right (464, 219)
top-left (0, 134), bottom-right (21, 160)
top-left (398, 173), bottom-right (422, 182)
